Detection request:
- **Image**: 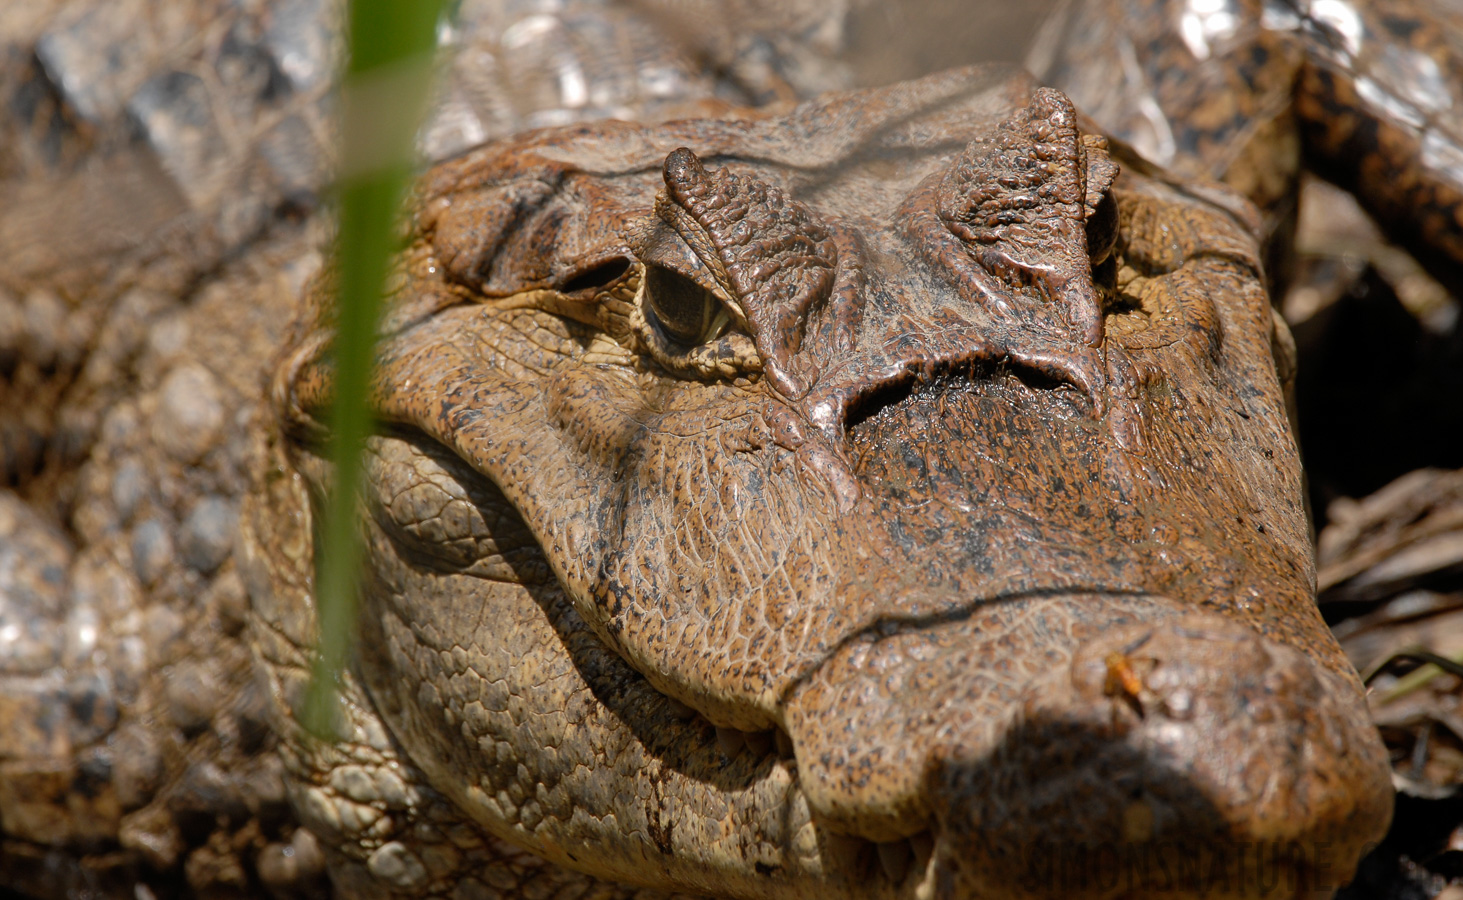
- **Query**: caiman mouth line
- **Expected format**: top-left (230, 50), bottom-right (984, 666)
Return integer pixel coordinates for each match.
top-left (362, 427), bottom-right (954, 890)
top-left (362, 426), bottom-right (1189, 892)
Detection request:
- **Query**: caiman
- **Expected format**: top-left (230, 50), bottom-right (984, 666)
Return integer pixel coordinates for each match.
top-left (246, 63), bottom-right (1395, 898)
top-left (3, 0), bottom-right (1462, 898)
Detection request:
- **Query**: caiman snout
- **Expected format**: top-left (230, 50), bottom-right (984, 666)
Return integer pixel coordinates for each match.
top-left (782, 604), bottom-right (1393, 899)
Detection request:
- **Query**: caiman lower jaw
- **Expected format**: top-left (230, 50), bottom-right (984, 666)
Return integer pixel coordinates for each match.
top-left (781, 602), bottom-right (1394, 900)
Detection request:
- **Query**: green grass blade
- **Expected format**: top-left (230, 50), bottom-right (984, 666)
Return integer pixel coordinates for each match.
top-left (302, 0), bottom-right (447, 738)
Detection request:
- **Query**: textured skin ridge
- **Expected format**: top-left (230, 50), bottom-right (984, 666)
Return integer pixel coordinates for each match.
top-left (936, 87), bottom-right (1110, 348)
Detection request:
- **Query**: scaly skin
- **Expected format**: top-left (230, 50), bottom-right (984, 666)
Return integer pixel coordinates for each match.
top-left (251, 67), bottom-right (1393, 899)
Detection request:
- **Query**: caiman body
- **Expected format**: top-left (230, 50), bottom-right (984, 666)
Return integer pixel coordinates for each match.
top-left (244, 66), bottom-right (1392, 899)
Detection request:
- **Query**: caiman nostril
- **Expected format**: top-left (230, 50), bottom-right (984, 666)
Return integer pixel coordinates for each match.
top-left (742, 729), bottom-right (774, 757)
top-left (715, 726), bottom-right (744, 756)
top-left (871, 831), bottom-right (938, 885)
top-left (923, 615), bottom-right (1395, 899)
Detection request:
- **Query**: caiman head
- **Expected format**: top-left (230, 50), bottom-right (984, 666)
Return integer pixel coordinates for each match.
top-left (268, 66), bottom-right (1392, 899)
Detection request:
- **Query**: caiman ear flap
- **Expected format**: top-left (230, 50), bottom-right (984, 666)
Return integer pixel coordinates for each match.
top-left (1270, 306), bottom-right (1301, 437)
top-left (1080, 133), bottom-right (1121, 267)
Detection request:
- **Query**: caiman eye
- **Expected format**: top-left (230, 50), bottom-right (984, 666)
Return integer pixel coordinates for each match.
top-left (643, 264), bottom-right (731, 346)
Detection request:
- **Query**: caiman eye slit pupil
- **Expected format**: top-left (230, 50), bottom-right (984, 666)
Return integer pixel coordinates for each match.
top-left (644, 264), bottom-right (722, 345)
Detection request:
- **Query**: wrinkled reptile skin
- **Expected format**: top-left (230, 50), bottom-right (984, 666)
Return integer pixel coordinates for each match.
top-left (244, 66), bottom-right (1392, 899)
